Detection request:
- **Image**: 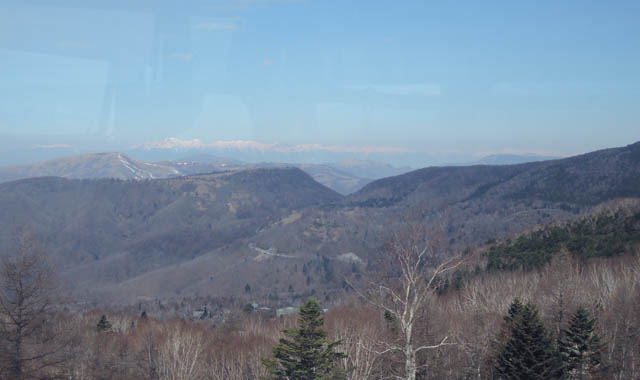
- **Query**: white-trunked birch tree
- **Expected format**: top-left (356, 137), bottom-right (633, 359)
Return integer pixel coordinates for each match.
top-left (350, 223), bottom-right (462, 380)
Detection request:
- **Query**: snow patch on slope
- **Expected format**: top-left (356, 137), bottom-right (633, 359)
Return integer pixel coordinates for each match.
top-left (117, 153), bottom-right (154, 179)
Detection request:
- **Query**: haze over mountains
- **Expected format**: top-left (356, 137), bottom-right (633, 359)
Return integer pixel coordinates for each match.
top-left (466, 154), bottom-right (561, 165)
top-left (0, 152), bottom-right (411, 195)
top-left (0, 141), bottom-right (638, 304)
top-left (0, 149), bottom-right (558, 194)
top-left (0, 153), bottom-right (181, 182)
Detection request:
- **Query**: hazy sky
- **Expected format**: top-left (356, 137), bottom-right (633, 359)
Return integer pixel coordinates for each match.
top-left (0, 0), bottom-right (639, 165)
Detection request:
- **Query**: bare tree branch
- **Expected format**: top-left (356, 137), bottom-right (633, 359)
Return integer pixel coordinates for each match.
top-left (348, 222), bottom-right (463, 380)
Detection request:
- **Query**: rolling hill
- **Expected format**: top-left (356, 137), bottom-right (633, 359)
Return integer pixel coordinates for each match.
top-left (0, 153), bottom-right (379, 194)
top-left (249, 141), bottom-right (640, 262)
top-left (0, 141), bottom-right (638, 304)
top-left (0, 152), bottom-right (180, 182)
top-left (0, 167), bottom-right (341, 301)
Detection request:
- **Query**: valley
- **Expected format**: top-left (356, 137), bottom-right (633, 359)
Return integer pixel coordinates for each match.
top-left (1, 141), bottom-right (639, 308)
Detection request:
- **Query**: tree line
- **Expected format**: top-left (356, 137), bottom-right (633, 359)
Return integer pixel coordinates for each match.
top-left (487, 205), bottom-right (640, 271)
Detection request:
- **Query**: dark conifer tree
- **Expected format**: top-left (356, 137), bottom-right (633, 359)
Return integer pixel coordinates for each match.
top-left (558, 306), bottom-right (605, 380)
top-left (494, 301), bottom-right (561, 380)
top-left (490, 298), bottom-right (525, 369)
top-left (262, 299), bottom-right (347, 380)
top-left (505, 298), bottom-right (524, 325)
top-left (96, 315), bottom-right (112, 332)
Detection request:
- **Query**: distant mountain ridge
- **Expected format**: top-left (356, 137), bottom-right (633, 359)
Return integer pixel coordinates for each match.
top-left (352, 142), bottom-right (640, 207)
top-left (469, 153), bottom-right (560, 165)
top-left (248, 141), bottom-right (640, 266)
top-left (0, 152), bottom-right (180, 182)
top-left (0, 141), bottom-right (638, 304)
top-left (445, 153), bottom-right (560, 166)
top-left (331, 158), bottom-right (412, 179)
top-left (0, 153), bottom-right (410, 194)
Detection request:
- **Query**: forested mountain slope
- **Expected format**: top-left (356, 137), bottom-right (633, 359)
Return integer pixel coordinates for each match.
top-left (0, 142), bottom-right (639, 302)
top-left (251, 141), bottom-right (640, 258)
top-left (485, 199), bottom-right (640, 271)
top-left (0, 168), bottom-right (341, 300)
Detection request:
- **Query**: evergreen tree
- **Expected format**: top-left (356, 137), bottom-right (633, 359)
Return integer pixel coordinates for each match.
top-left (504, 298), bottom-right (524, 326)
top-left (491, 298), bottom-right (525, 365)
top-left (495, 298), bottom-right (525, 346)
top-left (262, 299), bottom-right (348, 380)
top-left (558, 306), bottom-right (604, 380)
top-left (494, 301), bottom-right (561, 380)
top-left (97, 315), bottom-right (112, 332)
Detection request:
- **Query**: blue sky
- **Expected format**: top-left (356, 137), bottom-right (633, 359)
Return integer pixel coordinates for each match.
top-left (0, 0), bottom-right (639, 166)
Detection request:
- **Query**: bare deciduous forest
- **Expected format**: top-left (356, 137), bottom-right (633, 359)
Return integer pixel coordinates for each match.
top-left (1, 224), bottom-right (638, 380)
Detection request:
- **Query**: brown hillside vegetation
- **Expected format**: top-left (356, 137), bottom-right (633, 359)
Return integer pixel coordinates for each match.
top-left (3, 251), bottom-right (638, 379)
top-left (0, 142), bottom-right (639, 305)
top-left (1, 192), bottom-right (639, 378)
